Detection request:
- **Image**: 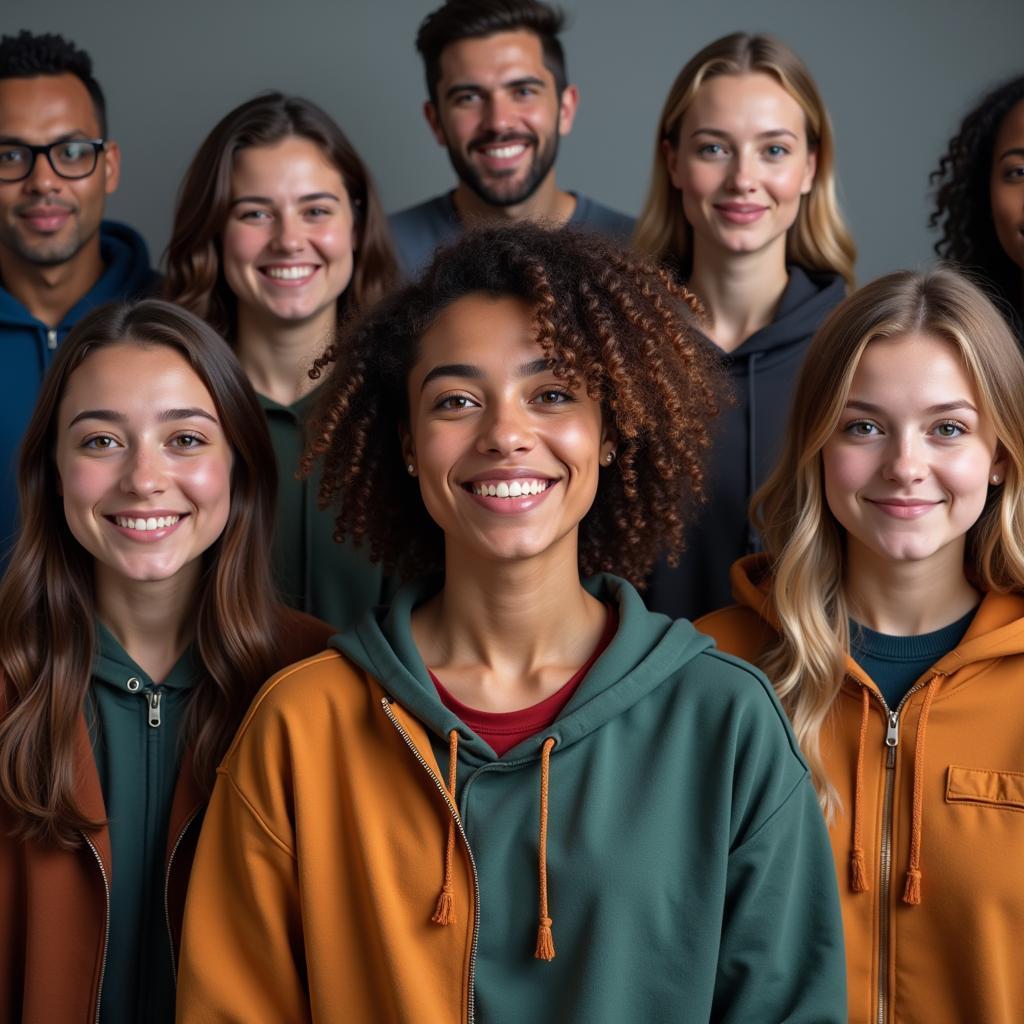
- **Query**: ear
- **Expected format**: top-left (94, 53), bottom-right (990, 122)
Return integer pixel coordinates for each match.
top-left (557, 84), bottom-right (579, 136)
top-left (991, 445), bottom-right (1009, 488)
top-left (424, 101), bottom-right (447, 147)
top-left (661, 137), bottom-right (683, 190)
top-left (599, 422), bottom-right (620, 468)
top-left (399, 423), bottom-right (416, 476)
top-left (102, 139), bottom-right (122, 196)
top-left (800, 146), bottom-right (817, 196)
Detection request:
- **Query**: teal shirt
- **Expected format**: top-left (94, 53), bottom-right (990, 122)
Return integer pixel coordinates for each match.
top-left (87, 624), bottom-right (198, 1024)
top-left (850, 606), bottom-right (977, 709)
top-left (259, 388), bottom-right (386, 629)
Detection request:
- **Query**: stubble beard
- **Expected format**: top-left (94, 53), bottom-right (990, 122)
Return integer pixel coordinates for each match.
top-left (449, 130), bottom-right (561, 209)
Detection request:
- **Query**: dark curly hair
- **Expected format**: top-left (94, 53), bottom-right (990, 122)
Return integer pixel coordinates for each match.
top-left (416, 0), bottom-right (568, 104)
top-left (930, 74), bottom-right (1024, 330)
top-left (303, 223), bottom-right (726, 586)
top-left (0, 30), bottom-right (106, 136)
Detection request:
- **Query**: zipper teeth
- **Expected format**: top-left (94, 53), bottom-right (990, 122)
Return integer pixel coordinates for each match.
top-left (868, 677), bottom-right (933, 1024)
top-left (82, 833), bottom-right (110, 1024)
top-left (380, 697), bottom-right (479, 1024)
top-left (164, 810), bottom-right (200, 983)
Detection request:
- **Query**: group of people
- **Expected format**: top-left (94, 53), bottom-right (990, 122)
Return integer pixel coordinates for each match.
top-left (0, 2), bottom-right (1023, 1022)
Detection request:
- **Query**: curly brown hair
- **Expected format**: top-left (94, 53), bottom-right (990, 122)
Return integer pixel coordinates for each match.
top-left (303, 223), bottom-right (726, 586)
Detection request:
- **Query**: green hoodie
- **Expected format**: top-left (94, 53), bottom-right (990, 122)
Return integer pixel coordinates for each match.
top-left (333, 574), bottom-right (847, 1022)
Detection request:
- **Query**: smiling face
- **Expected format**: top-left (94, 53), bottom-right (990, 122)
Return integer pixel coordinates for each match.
top-left (822, 332), bottom-right (1005, 575)
top-left (990, 98), bottom-right (1024, 275)
top-left (425, 30), bottom-right (577, 208)
top-left (665, 72), bottom-right (815, 262)
top-left (55, 342), bottom-right (233, 590)
top-left (403, 292), bottom-right (612, 569)
top-left (0, 73), bottom-right (120, 267)
top-left (221, 136), bottom-right (356, 333)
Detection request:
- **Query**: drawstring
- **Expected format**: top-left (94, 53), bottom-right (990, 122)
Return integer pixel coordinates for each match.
top-left (745, 353), bottom-right (761, 553)
top-left (903, 677), bottom-right (940, 905)
top-left (432, 729), bottom-right (459, 926)
top-left (849, 687), bottom-right (871, 893)
top-left (534, 737), bottom-right (557, 961)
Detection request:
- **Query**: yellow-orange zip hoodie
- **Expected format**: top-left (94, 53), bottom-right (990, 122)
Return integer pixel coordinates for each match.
top-left (697, 553), bottom-right (1024, 1024)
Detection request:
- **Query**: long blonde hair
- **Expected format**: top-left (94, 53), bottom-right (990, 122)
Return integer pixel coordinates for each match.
top-left (633, 32), bottom-right (856, 288)
top-left (754, 268), bottom-right (1024, 816)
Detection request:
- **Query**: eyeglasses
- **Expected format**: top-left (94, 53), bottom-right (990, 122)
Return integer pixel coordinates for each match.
top-left (0, 139), bottom-right (106, 182)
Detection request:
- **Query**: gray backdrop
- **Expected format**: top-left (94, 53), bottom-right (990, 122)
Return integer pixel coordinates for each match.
top-left (7, 0), bottom-right (1024, 282)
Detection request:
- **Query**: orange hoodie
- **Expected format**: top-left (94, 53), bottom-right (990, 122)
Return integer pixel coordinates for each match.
top-left (697, 554), bottom-right (1024, 1024)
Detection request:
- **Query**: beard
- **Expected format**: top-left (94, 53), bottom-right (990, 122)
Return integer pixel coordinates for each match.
top-left (0, 200), bottom-right (94, 267)
top-left (447, 129), bottom-right (560, 208)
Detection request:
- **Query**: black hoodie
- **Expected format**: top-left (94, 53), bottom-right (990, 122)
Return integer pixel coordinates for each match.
top-left (647, 266), bottom-right (846, 620)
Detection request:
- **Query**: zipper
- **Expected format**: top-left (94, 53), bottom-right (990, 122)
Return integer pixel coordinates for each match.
top-left (81, 832), bottom-right (111, 1024)
top-left (871, 677), bottom-right (933, 1024)
top-left (164, 810), bottom-right (200, 983)
top-left (380, 697), bottom-right (480, 1024)
top-left (147, 691), bottom-right (162, 727)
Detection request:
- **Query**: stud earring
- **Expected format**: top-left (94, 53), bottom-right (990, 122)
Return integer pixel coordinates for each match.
top-left (991, 474), bottom-right (1002, 485)
top-left (407, 464), bottom-right (416, 476)
top-left (605, 450), bottom-right (616, 465)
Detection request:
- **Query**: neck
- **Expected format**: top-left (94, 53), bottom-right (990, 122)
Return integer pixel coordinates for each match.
top-left (844, 540), bottom-right (978, 635)
top-left (413, 537), bottom-right (605, 696)
top-left (452, 171), bottom-right (576, 228)
top-left (0, 236), bottom-right (104, 328)
top-left (234, 304), bottom-right (336, 405)
top-left (94, 562), bottom-right (200, 682)
top-left (687, 235), bottom-right (789, 354)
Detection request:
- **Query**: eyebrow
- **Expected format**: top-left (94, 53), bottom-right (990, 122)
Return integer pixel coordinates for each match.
top-left (230, 192), bottom-right (341, 207)
top-left (998, 147), bottom-right (1024, 161)
top-left (0, 131), bottom-right (93, 146)
top-left (444, 75), bottom-right (546, 100)
top-left (420, 358), bottom-right (554, 390)
top-left (689, 127), bottom-right (798, 141)
top-left (844, 399), bottom-right (978, 415)
top-left (68, 407), bottom-right (218, 427)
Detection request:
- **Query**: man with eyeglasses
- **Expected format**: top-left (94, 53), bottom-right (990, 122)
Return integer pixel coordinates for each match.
top-left (0, 31), bottom-right (158, 559)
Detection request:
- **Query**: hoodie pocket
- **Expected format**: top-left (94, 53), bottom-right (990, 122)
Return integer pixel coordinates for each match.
top-left (946, 765), bottom-right (1024, 812)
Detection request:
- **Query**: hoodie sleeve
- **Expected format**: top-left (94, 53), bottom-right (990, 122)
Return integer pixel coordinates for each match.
top-left (711, 771), bottom-right (847, 1023)
top-left (175, 749), bottom-right (310, 1021)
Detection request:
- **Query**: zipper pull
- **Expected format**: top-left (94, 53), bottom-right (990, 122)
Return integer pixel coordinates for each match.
top-left (885, 711), bottom-right (899, 766)
top-left (147, 692), bottom-right (162, 728)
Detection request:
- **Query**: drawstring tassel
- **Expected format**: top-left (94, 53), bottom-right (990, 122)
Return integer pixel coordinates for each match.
top-left (849, 847), bottom-right (869, 893)
top-left (534, 916), bottom-right (555, 961)
top-left (432, 730), bottom-right (460, 926)
top-left (534, 737), bottom-right (557, 961)
top-left (903, 868), bottom-right (922, 905)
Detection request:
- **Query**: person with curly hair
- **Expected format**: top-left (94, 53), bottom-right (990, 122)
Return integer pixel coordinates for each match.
top-left (931, 74), bottom-right (1024, 336)
top-left (177, 223), bottom-right (846, 1023)
top-left (635, 32), bottom-right (856, 622)
top-left (165, 93), bottom-right (400, 629)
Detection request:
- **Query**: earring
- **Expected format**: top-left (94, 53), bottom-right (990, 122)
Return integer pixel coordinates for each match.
top-left (605, 450), bottom-right (616, 465)
top-left (991, 474), bottom-right (1002, 485)
top-left (407, 463), bottom-right (416, 476)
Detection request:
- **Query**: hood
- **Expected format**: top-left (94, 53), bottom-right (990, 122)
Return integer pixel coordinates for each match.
top-left (719, 266), bottom-right (846, 364)
top-left (334, 573), bottom-right (714, 761)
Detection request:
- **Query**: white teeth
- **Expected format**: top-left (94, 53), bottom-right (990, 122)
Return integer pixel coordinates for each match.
top-left (265, 265), bottom-right (314, 280)
top-left (115, 515), bottom-right (180, 531)
top-left (485, 144), bottom-right (526, 158)
top-left (472, 479), bottom-right (549, 498)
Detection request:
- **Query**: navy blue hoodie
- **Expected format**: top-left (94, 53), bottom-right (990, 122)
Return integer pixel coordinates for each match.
top-left (647, 266), bottom-right (846, 621)
top-left (0, 220), bottom-right (159, 558)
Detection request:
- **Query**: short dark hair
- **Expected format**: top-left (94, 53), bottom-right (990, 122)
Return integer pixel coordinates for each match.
top-left (303, 222), bottom-right (725, 586)
top-left (416, 0), bottom-right (568, 105)
top-left (0, 30), bottom-right (107, 136)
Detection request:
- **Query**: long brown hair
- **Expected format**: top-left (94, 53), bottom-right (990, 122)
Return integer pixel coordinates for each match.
top-left (0, 299), bottom-right (285, 848)
top-left (165, 92), bottom-right (399, 340)
top-left (633, 32), bottom-right (856, 288)
top-left (753, 268), bottom-right (1024, 815)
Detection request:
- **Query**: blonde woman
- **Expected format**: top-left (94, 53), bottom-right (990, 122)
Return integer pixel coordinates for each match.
top-left (635, 32), bottom-right (856, 619)
top-left (698, 268), bottom-right (1024, 1023)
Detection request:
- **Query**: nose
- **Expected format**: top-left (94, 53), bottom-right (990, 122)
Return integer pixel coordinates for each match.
top-left (271, 210), bottom-right (304, 254)
top-left (120, 444), bottom-right (167, 496)
top-left (476, 399), bottom-right (536, 457)
top-left (23, 150), bottom-right (60, 195)
top-left (726, 149), bottom-right (756, 193)
top-left (481, 93), bottom-right (515, 135)
top-left (883, 433), bottom-right (928, 486)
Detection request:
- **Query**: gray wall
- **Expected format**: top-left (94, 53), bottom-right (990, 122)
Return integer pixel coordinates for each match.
top-left (8, 0), bottom-right (1024, 282)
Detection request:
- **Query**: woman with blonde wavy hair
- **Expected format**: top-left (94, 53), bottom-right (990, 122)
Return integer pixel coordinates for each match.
top-left (637, 32), bottom-right (856, 620)
top-left (698, 267), bottom-right (1024, 1024)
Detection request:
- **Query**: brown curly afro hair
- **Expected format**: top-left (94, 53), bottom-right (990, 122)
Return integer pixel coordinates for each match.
top-left (303, 222), bottom-right (726, 586)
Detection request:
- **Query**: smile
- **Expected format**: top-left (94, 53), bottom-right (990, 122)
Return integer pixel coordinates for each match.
top-left (866, 499), bottom-right (940, 519)
top-left (262, 265), bottom-right (317, 281)
top-left (112, 514), bottom-right (182, 531)
top-left (481, 143), bottom-right (527, 159)
top-left (470, 478), bottom-right (550, 498)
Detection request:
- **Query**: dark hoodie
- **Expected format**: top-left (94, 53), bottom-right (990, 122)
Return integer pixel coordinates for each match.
top-left (647, 266), bottom-right (845, 620)
top-left (0, 220), bottom-right (159, 560)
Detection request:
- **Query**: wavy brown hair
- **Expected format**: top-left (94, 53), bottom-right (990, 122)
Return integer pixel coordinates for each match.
top-left (164, 92), bottom-right (399, 341)
top-left (0, 300), bottom-right (284, 849)
top-left (303, 223), bottom-right (726, 584)
top-left (634, 32), bottom-right (856, 288)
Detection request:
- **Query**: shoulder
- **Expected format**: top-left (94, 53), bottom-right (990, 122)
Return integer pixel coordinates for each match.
top-left (272, 606), bottom-right (335, 668)
top-left (570, 194), bottom-right (635, 241)
top-left (388, 195), bottom-right (458, 278)
top-left (695, 604), bottom-right (776, 664)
